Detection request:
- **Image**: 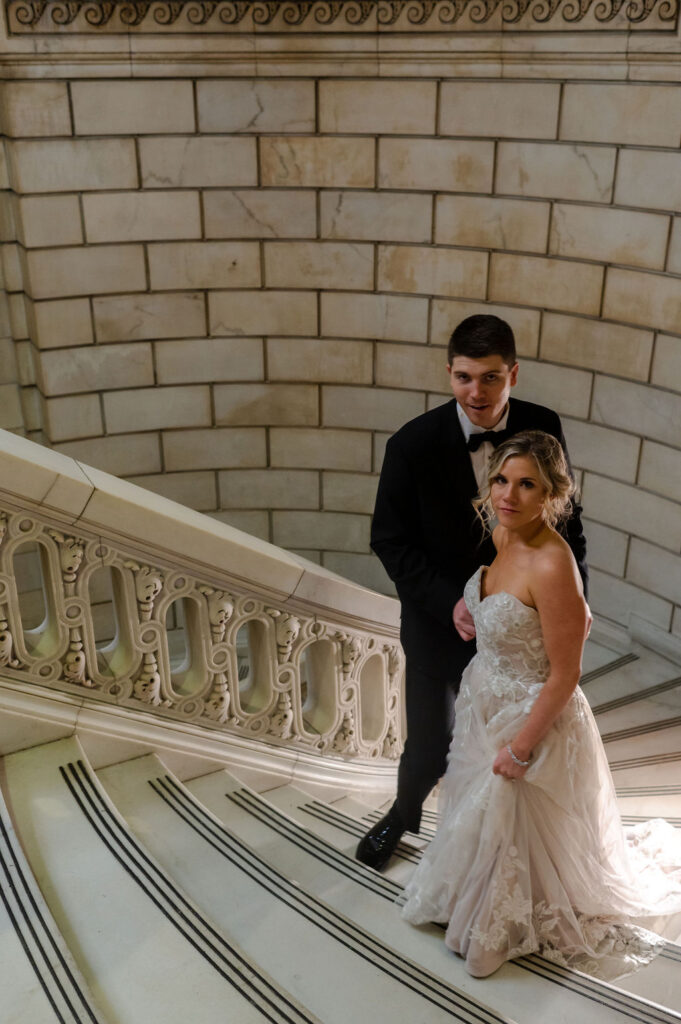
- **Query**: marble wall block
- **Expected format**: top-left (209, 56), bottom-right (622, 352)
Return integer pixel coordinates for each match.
top-left (260, 137), bottom-right (375, 188)
top-left (1, 81), bottom-right (71, 138)
top-left (549, 204), bottom-right (669, 270)
top-left (627, 540), bottom-right (681, 608)
top-left (140, 137), bottom-right (258, 189)
top-left (104, 385), bottom-right (212, 435)
top-left (265, 241), bottom-right (374, 291)
top-left (430, 299), bottom-right (540, 358)
top-left (440, 82), bottom-right (560, 139)
top-left (267, 337), bottom-right (373, 384)
top-left (71, 81), bottom-right (195, 135)
top-left (7, 139), bottom-right (138, 193)
top-left (489, 254), bottom-right (603, 316)
top-left (322, 472), bottom-right (378, 515)
top-left (378, 245), bottom-right (487, 299)
top-left (269, 427), bottom-right (372, 471)
top-left (54, 433), bottom-right (162, 477)
top-left (320, 292), bottom-right (428, 345)
top-left (148, 242), bottom-right (261, 291)
top-left (218, 469), bottom-right (318, 510)
top-left (321, 385), bottom-right (424, 432)
top-left (204, 190), bottom-right (317, 239)
top-left (582, 472), bottom-right (681, 551)
top-left (155, 337), bottom-right (264, 385)
top-left (322, 552), bottom-right (394, 596)
top-left (211, 510), bottom-right (270, 541)
top-left (602, 268), bottom-right (681, 335)
top-left (378, 138), bottom-right (494, 193)
top-left (592, 375), bottom-right (681, 448)
top-left (0, 383), bottom-right (23, 430)
top-left (375, 343), bottom-right (450, 394)
top-left (28, 298), bottom-right (93, 349)
top-left (540, 313), bottom-right (653, 381)
top-left (495, 142), bottom-right (616, 203)
top-left (272, 510), bottom-right (370, 553)
top-left (42, 393), bottom-right (103, 442)
top-left (83, 192), bottom-right (201, 243)
top-left (130, 471), bottom-right (218, 512)
top-left (589, 567), bottom-right (672, 630)
top-left (319, 80), bottom-right (436, 135)
top-left (26, 245), bottom-right (146, 300)
top-left (214, 383), bottom-right (318, 426)
top-left (638, 441), bottom-right (681, 504)
top-left (320, 191), bottom-right (432, 244)
top-left (163, 427), bottom-right (267, 471)
top-left (94, 292), bottom-right (206, 343)
top-left (562, 417), bottom-right (640, 483)
top-left (209, 290), bottom-right (317, 337)
top-left (581, 519), bottom-right (629, 577)
top-left (197, 80), bottom-right (315, 134)
top-left (513, 359), bottom-right (592, 418)
top-left (15, 195), bottom-right (82, 248)
top-left (614, 149), bottom-right (681, 212)
top-left (435, 196), bottom-right (550, 253)
top-left (39, 342), bottom-right (154, 396)
top-left (651, 335), bottom-right (681, 394)
top-left (561, 84), bottom-right (681, 147)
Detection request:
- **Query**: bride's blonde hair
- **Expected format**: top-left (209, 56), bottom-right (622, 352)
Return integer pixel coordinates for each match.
top-left (473, 430), bottom-right (576, 531)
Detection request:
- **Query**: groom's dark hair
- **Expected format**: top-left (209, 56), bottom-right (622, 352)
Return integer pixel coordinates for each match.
top-left (447, 314), bottom-right (516, 367)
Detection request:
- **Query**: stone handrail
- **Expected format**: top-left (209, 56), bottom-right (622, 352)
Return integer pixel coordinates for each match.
top-left (0, 430), bottom-right (403, 763)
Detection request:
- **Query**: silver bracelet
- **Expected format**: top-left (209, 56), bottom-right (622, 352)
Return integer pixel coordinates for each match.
top-left (507, 744), bottom-right (531, 767)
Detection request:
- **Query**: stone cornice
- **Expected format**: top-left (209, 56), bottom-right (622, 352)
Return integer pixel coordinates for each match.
top-left (4, 0), bottom-right (679, 34)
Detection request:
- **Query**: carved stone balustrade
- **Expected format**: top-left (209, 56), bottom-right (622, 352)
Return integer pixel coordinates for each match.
top-left (0, 429), bottom-right (404, 765)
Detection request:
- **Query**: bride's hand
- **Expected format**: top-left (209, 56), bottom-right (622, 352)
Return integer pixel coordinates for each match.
top-left (492, 745), bottom-right (528, 780)
top-left (453, 597), bottom-right (476, 640)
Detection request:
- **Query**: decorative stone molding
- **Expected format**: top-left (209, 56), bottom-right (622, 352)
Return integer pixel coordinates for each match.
top-left (0, 502), bottom-right (403, 763)
top-left (5, 0), bottom-right (678, 32)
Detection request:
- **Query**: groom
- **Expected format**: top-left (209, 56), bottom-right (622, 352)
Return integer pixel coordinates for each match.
top-left (356, 314), bottom-right (588, 870)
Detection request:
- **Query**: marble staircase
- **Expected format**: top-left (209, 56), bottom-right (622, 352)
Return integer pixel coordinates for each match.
top-left (2, 638), bottom-right (681, 1024)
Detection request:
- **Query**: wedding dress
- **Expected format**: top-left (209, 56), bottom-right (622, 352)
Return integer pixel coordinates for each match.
top-left (401, 566), bottom-right (681, 980)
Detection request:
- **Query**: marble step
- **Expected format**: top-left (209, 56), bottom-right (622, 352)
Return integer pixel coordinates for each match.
top-left (184, 768), bottom-right (681, 1024)
top-left (594, 680), bottom-right (681, 737)
top-left (0, 782), bottom-right (108, 1024)
top-left (580, 643), bottom-right (631, 677)
top-left (97, 754), bottom-right (513, 1024)
top-left (2, 737), bottom-right (323, 1024)
top-left (584, 649), bottom-right (679, 712)
top-left (603, 722), bottom-right (681, 765)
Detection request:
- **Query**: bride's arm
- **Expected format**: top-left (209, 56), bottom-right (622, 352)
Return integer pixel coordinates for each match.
top-left (492, 546), bottom-right (588, 780)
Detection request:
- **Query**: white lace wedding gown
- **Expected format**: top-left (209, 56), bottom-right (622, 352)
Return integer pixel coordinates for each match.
top-left (401, 566), bottom-right (681, 980)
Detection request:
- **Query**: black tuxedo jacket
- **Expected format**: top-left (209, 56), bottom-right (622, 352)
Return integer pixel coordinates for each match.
top-left (371, 397), bottom-right (588, 677)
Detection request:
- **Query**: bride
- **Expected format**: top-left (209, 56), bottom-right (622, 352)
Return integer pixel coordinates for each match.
top-left (400, 430), bottom-right (681, 980)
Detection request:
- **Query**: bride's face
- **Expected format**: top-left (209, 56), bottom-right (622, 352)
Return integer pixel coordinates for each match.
top-left (490, 455), bottom-right (549, 530)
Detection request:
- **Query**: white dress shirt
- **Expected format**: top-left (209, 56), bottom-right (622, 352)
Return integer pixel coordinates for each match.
top-left (457, 403), bottom-right (510, 493)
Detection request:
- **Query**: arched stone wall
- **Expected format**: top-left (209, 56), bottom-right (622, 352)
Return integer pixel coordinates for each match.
top-left (0, 4), bottom-right (679, 643)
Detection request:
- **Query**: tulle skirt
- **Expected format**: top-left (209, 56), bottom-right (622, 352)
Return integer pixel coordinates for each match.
top-left (400, 656), bottom-right (681, 979)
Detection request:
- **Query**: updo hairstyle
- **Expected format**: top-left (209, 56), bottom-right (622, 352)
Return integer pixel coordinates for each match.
top-left (473, 430), bottom-right (576, 531)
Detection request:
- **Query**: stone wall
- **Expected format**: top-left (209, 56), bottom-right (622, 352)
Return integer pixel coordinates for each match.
top-left (0, 2), bottom-right (680, 643)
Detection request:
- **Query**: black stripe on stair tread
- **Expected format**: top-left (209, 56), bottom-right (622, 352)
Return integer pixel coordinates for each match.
top-left (298, 801), bottom-right (423, 864)
top-left (592, 677), bottom-right (681, 716)
top-left (362, 808), bottom-right (436, 841)
top-left (580, 654), bottom-right (639, 686)
top-left (60, 761), bottom-right (320, 1024)
top-left (616, 786), bottom-right (681, 797)
top-left (227, 790), bottom-right (402, 902)
top-left (189, 777), bottom-right (681, 1024)
top-left (602, 716), bottom-right (681, 744)
top-left (0, 812), bottom-right (102, 1024)
top-left (152, 774), bottom-right (514, 1024)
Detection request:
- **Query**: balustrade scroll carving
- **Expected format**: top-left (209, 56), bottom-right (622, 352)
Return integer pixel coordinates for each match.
top-left (5, 0), bottom-right (677, 30)
top-left (0, 504), bottom-right (403, 764)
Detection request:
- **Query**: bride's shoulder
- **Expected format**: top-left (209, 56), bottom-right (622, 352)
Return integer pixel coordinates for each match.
top-left (531, 533), bottom-right (581, 592)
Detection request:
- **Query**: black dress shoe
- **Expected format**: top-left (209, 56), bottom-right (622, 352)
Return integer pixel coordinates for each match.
top-left (355, 805), bottom-right (405, 871)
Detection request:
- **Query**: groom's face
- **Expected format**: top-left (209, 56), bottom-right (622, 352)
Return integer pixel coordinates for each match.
top-left (447, 355), bottom-right (519, 429)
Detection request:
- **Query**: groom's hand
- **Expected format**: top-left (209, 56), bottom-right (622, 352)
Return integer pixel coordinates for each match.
top-left (453, 597), bottom-right (476, 640)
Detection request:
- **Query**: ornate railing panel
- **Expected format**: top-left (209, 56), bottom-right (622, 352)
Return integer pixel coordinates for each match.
top-left (4, 0), bottom-right (679, 32)
top-left (0, 433), bottom-right (404, 764)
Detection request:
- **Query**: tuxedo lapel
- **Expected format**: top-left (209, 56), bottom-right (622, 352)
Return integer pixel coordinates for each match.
top-left (444, 400), bottom-right (479, 501)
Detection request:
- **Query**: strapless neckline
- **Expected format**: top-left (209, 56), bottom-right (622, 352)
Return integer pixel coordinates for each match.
top-left (476, 565), bottom-right (539, 617)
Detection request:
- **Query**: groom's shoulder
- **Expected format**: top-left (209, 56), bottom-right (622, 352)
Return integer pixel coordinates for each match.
top-left (391, 400), bottom-right (454, 448)
top-left (510, 397), bottom-right (562, 433)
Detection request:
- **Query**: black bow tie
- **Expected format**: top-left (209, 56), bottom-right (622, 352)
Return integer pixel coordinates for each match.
top-left (467, 429), bottom-right (511, 453)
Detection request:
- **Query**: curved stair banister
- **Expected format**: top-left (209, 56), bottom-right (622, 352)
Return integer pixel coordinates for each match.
top-left (0, 428), bottom-right (404, 778)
